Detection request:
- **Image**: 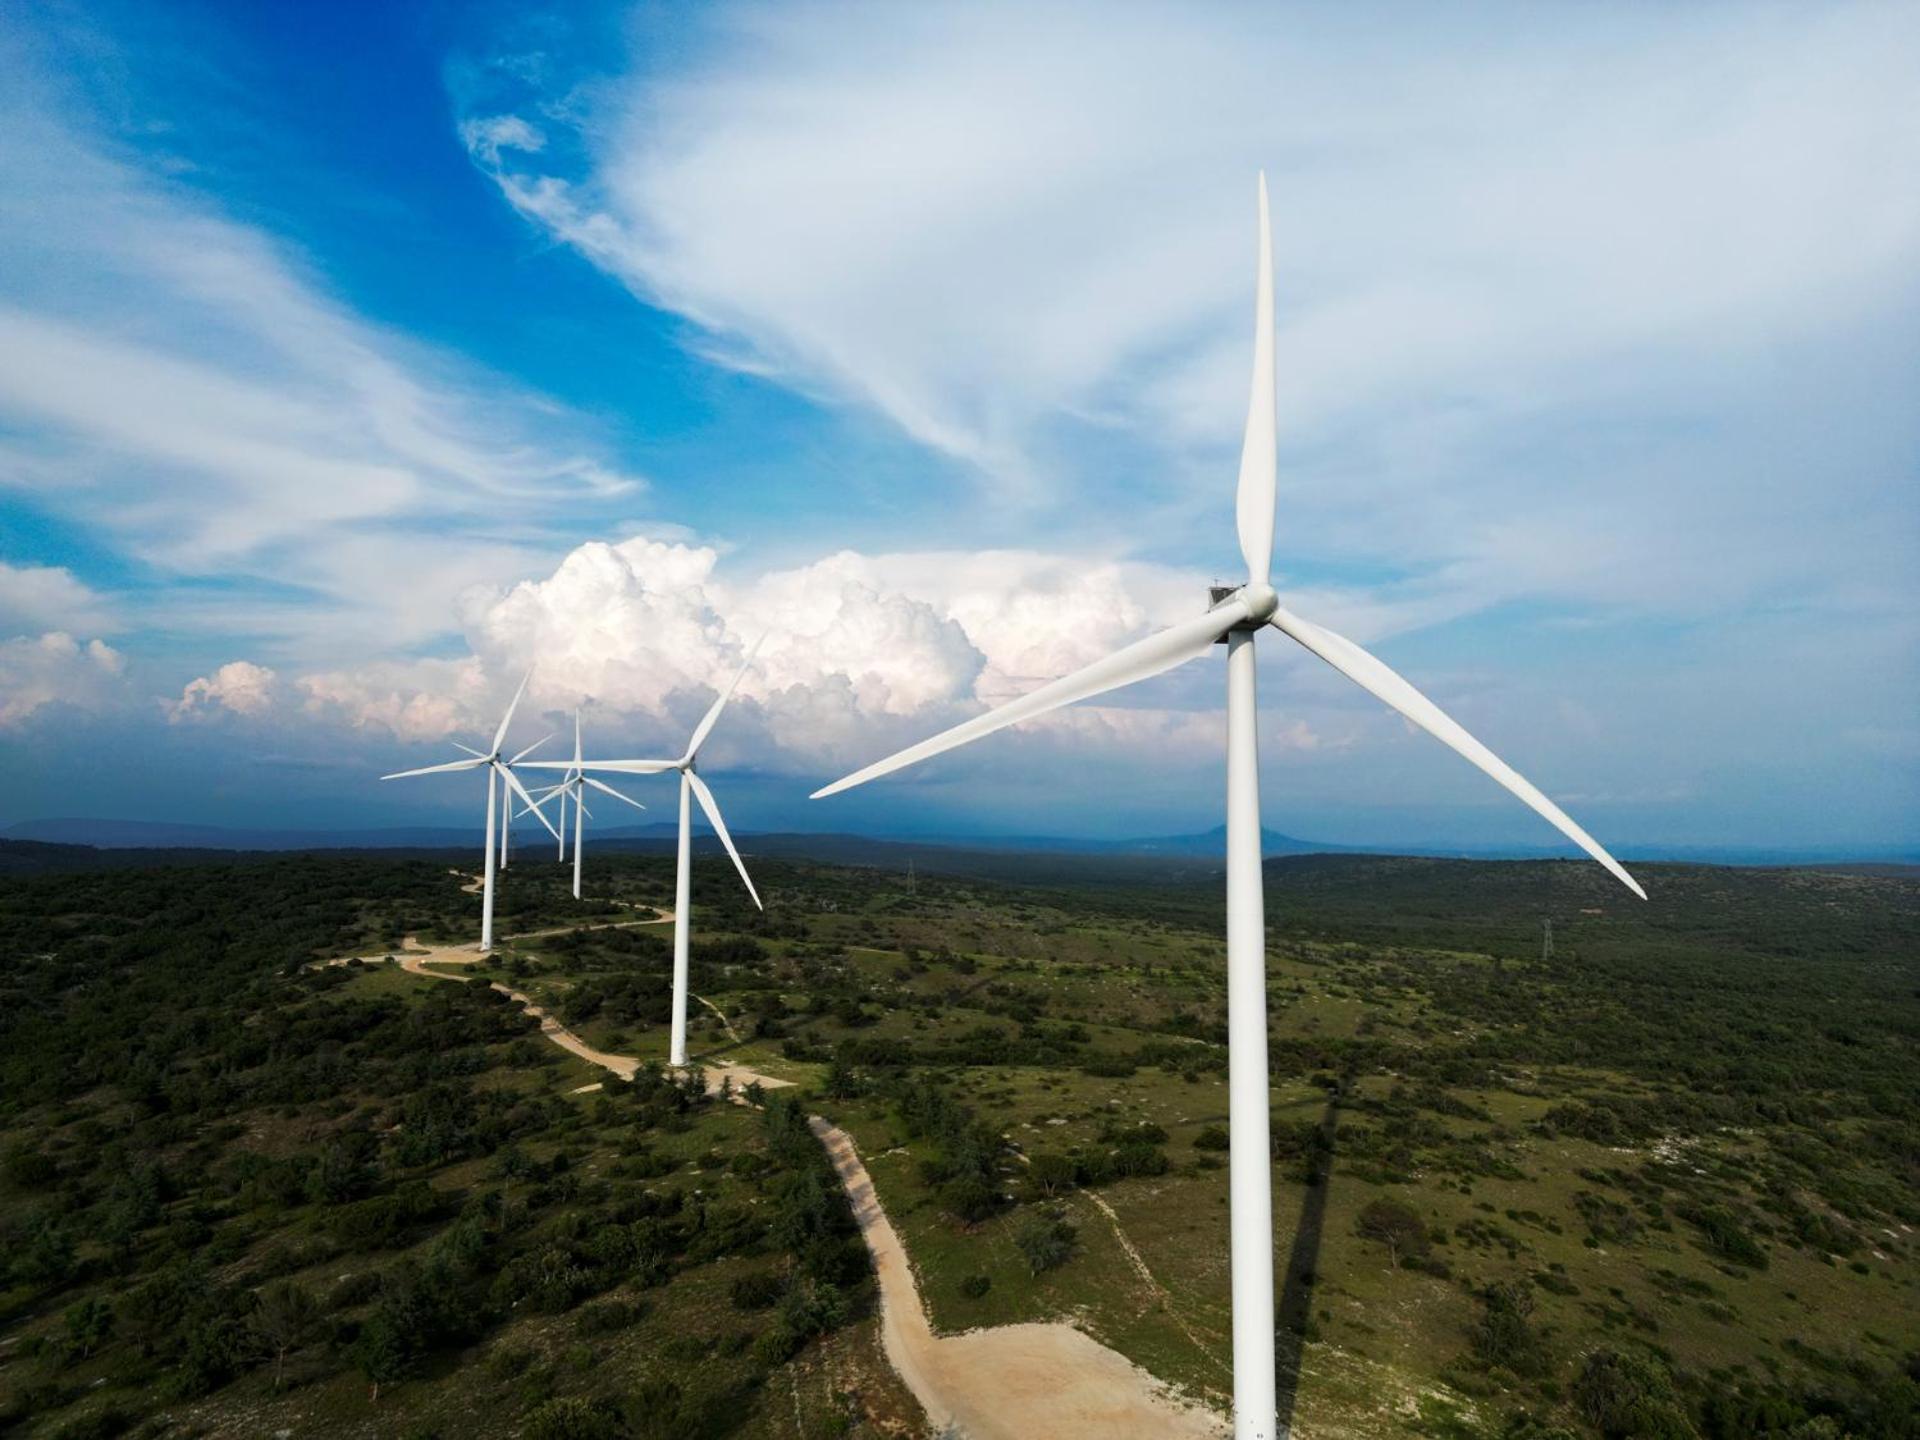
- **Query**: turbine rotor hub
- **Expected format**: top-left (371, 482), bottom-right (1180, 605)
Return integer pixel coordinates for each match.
top-left (1208, 582), bottom-right (1278, 634)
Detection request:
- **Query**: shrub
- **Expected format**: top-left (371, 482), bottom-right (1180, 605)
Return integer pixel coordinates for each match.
top-left (523, 1397), bottom-right (623, 1440)
top-left (1014, 1213), bottom-right (1077, 1275)
top-left (959, 1274), bottom-right (992, 1299)
top-left (1572, 1349), bottom-right (1697, 1438)
top-left (1193, 1125), bottom-right (1230, 1152)
top-left (577, 1298), bottom-right (643, 1334)
top-left (1679, 1204), bottom-right (1768, 1269)
top-left (730, 1271), bottom-right (788, 1311)
top-left (938, 1174), bottom-right (1000, 1224)
top-left (1470, 1282), bottom-right (1547, 1377)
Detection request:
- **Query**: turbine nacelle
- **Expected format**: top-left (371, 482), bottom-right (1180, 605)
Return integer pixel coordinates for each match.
top-left (1210, 582), bottom-right (1279, 630)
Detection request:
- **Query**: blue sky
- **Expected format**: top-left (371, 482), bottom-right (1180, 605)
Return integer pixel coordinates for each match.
top-left (0, 0), bottom-right (1915, 853)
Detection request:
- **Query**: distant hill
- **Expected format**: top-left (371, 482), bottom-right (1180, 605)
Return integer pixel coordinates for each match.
top-left (3, 817), bottom-right (482, 850)
top-left (3, 816), bottom-right (1912, 869)
top-left (0, 816), bottom-right (1336, 855)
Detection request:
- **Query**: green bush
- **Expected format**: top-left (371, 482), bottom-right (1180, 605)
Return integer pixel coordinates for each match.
top-left (1015, 1212), bottom-right (1077, 1275)
top-left (523, 1397), bottom-right (623, 1440)
top-left (730, 1271), bottom-right (788, 1311)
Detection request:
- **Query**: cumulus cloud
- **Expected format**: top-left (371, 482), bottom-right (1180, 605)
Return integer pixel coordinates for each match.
top-left (298, 658), bottom-right (485, 744)
top-left (0, 631), bottom-right (125, 726)
top-left (0, 560), bottom-right (117, 637)
top-left (303, 534), bottom-right (1247, 775)
top-left (168, 660), bottom-right (278, 721)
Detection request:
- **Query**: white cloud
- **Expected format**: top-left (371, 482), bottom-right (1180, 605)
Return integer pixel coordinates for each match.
top-left (300, 535), bottom-right (1223, 770)
top-left (0, 38), bottom-right (643, 662)
top-left (0, 631), bottom-right (125, 726)
top-left (461, 0), bottom-right (1920, 619)
top-left (297, 658), bottom-right (486, 744)
top-left (169, 659), bottom-right (278, 721)
top-left (0, 560), bottom-right (117, 636)
top-left (458, 113), bottom-right (545, 166)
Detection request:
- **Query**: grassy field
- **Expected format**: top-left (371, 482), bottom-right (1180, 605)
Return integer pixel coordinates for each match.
top-left (3, 843), bottom-right (1915, 1437)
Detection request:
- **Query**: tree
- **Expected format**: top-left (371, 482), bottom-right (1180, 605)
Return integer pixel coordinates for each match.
top-left (62, 1295), bottom-right (114, 1362)
top-left (352, 1309), bottom-right (413, 1403)
top-left (1573, 1349), bottom-right (1699, 1438)
top-left (1470, 1282), bottom-right (1547, 1377)
top-left (1015, 1212), bottom-right (1077, 1275)
top-left (1027, 1152), bottom-right (1077, 1200)
top-left (824, 1056), bottom-right (864, 1098)
top-left (1355, 1198), bottom-right (1431, 1270)
top-left (939, 1173), bottom-right (999, 1224)
top-left (251, 1280), bottom-right (321, 1390)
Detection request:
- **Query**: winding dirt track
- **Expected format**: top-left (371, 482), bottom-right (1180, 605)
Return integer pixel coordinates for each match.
top-left (327, 895), bottom-right (1226, 1439)
top-left (814, 1120), bottom-right (1226, 1439)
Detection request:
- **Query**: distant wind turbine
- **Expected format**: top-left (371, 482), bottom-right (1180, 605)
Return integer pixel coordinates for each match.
top-left (526, 641), bottom-right (765, 1065)
top-left (520, 711), bottom-right (647, 898)
top-left (380, 672), bottom-right (560, 953)
top-left (812, 176), bottom-right (1644, 1440)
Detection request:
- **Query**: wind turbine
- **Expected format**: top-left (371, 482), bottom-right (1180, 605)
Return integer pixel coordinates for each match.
top-left (380, 672), bottom-right (561, 953)
top-left (526, 642), bottom-right (765, 1065)
top-left (811, 176), bottom-right (1644, 1440)
top-left (496, 722), bottom-right (552, 872)
top-left (520, 711), bottom-right (647, 899)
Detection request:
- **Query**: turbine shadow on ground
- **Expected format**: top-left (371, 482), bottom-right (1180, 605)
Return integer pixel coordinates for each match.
top-left (1275, 1091), bottom-right (1341, 1439)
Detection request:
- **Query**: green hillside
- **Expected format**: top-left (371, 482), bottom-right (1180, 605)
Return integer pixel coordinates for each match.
top-left (1, 847), bottom-right (1914, 1438)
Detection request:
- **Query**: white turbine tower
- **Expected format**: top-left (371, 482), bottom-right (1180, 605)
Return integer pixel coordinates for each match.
top-left (521, 711), bottom-right (647, 899)
top-left (812, 176), bottom-right (1645, 1440)
top-left (380, 672), bottom-right (561, 953)
top-left (527, 643), bottom-right (765, 1065)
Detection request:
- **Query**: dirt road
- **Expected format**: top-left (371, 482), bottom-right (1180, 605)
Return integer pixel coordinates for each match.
top-left (326, 905), bottom-right (1227, 1438)
top-left (319, 906), bottom-right (781, 1095)
top-left (812, 1120), bottom-right (1226, 1439)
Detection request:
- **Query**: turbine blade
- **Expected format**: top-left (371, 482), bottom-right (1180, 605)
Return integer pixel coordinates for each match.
top-left (579, 758), bottom-right (681, 775)
top-left (584, 776), bottom-right (647, 811)
top-left (491, 669), bottom-right (533, 755)
top-left (451, 742), bottom-right (487, 758)
top-left (500, 764), bottom-right (561, 843)
top-left (510, 733), bottom-right (553, 764)
top-left (510, 760), bottom-right (578, 771)
top-left (1268, 607), bottom-right (1646, 899)
top-left (687, 771), bottom-right (761, 909)
top-left (577, 796), bottom-right (593, 819)
top-left (1236, 173), bottom-right (1277, 586)
top-left (812, 598), bottom-right (1249, 799)
top-left (686, 633), bottom-right (765, 760)
top-left (573, 709), bottom-right (583, 769)
top-left (381, 757), bottom-right (486, 780)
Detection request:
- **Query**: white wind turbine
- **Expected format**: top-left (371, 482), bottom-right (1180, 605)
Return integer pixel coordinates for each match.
top-left (812, 176), bottom-right (1645, 1440)
top-left (525, 642), bottom-right (765, 1065)
top-left (519, 711), bottom-right (648, 899)
top-left (380, 672), bottom-right (561, 953)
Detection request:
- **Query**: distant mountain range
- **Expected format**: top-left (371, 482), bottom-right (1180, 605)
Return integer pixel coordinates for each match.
top-left (0, 816), bottom-right (1339, 860)
top-left (2, 816), bottom-right (1913, 868)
